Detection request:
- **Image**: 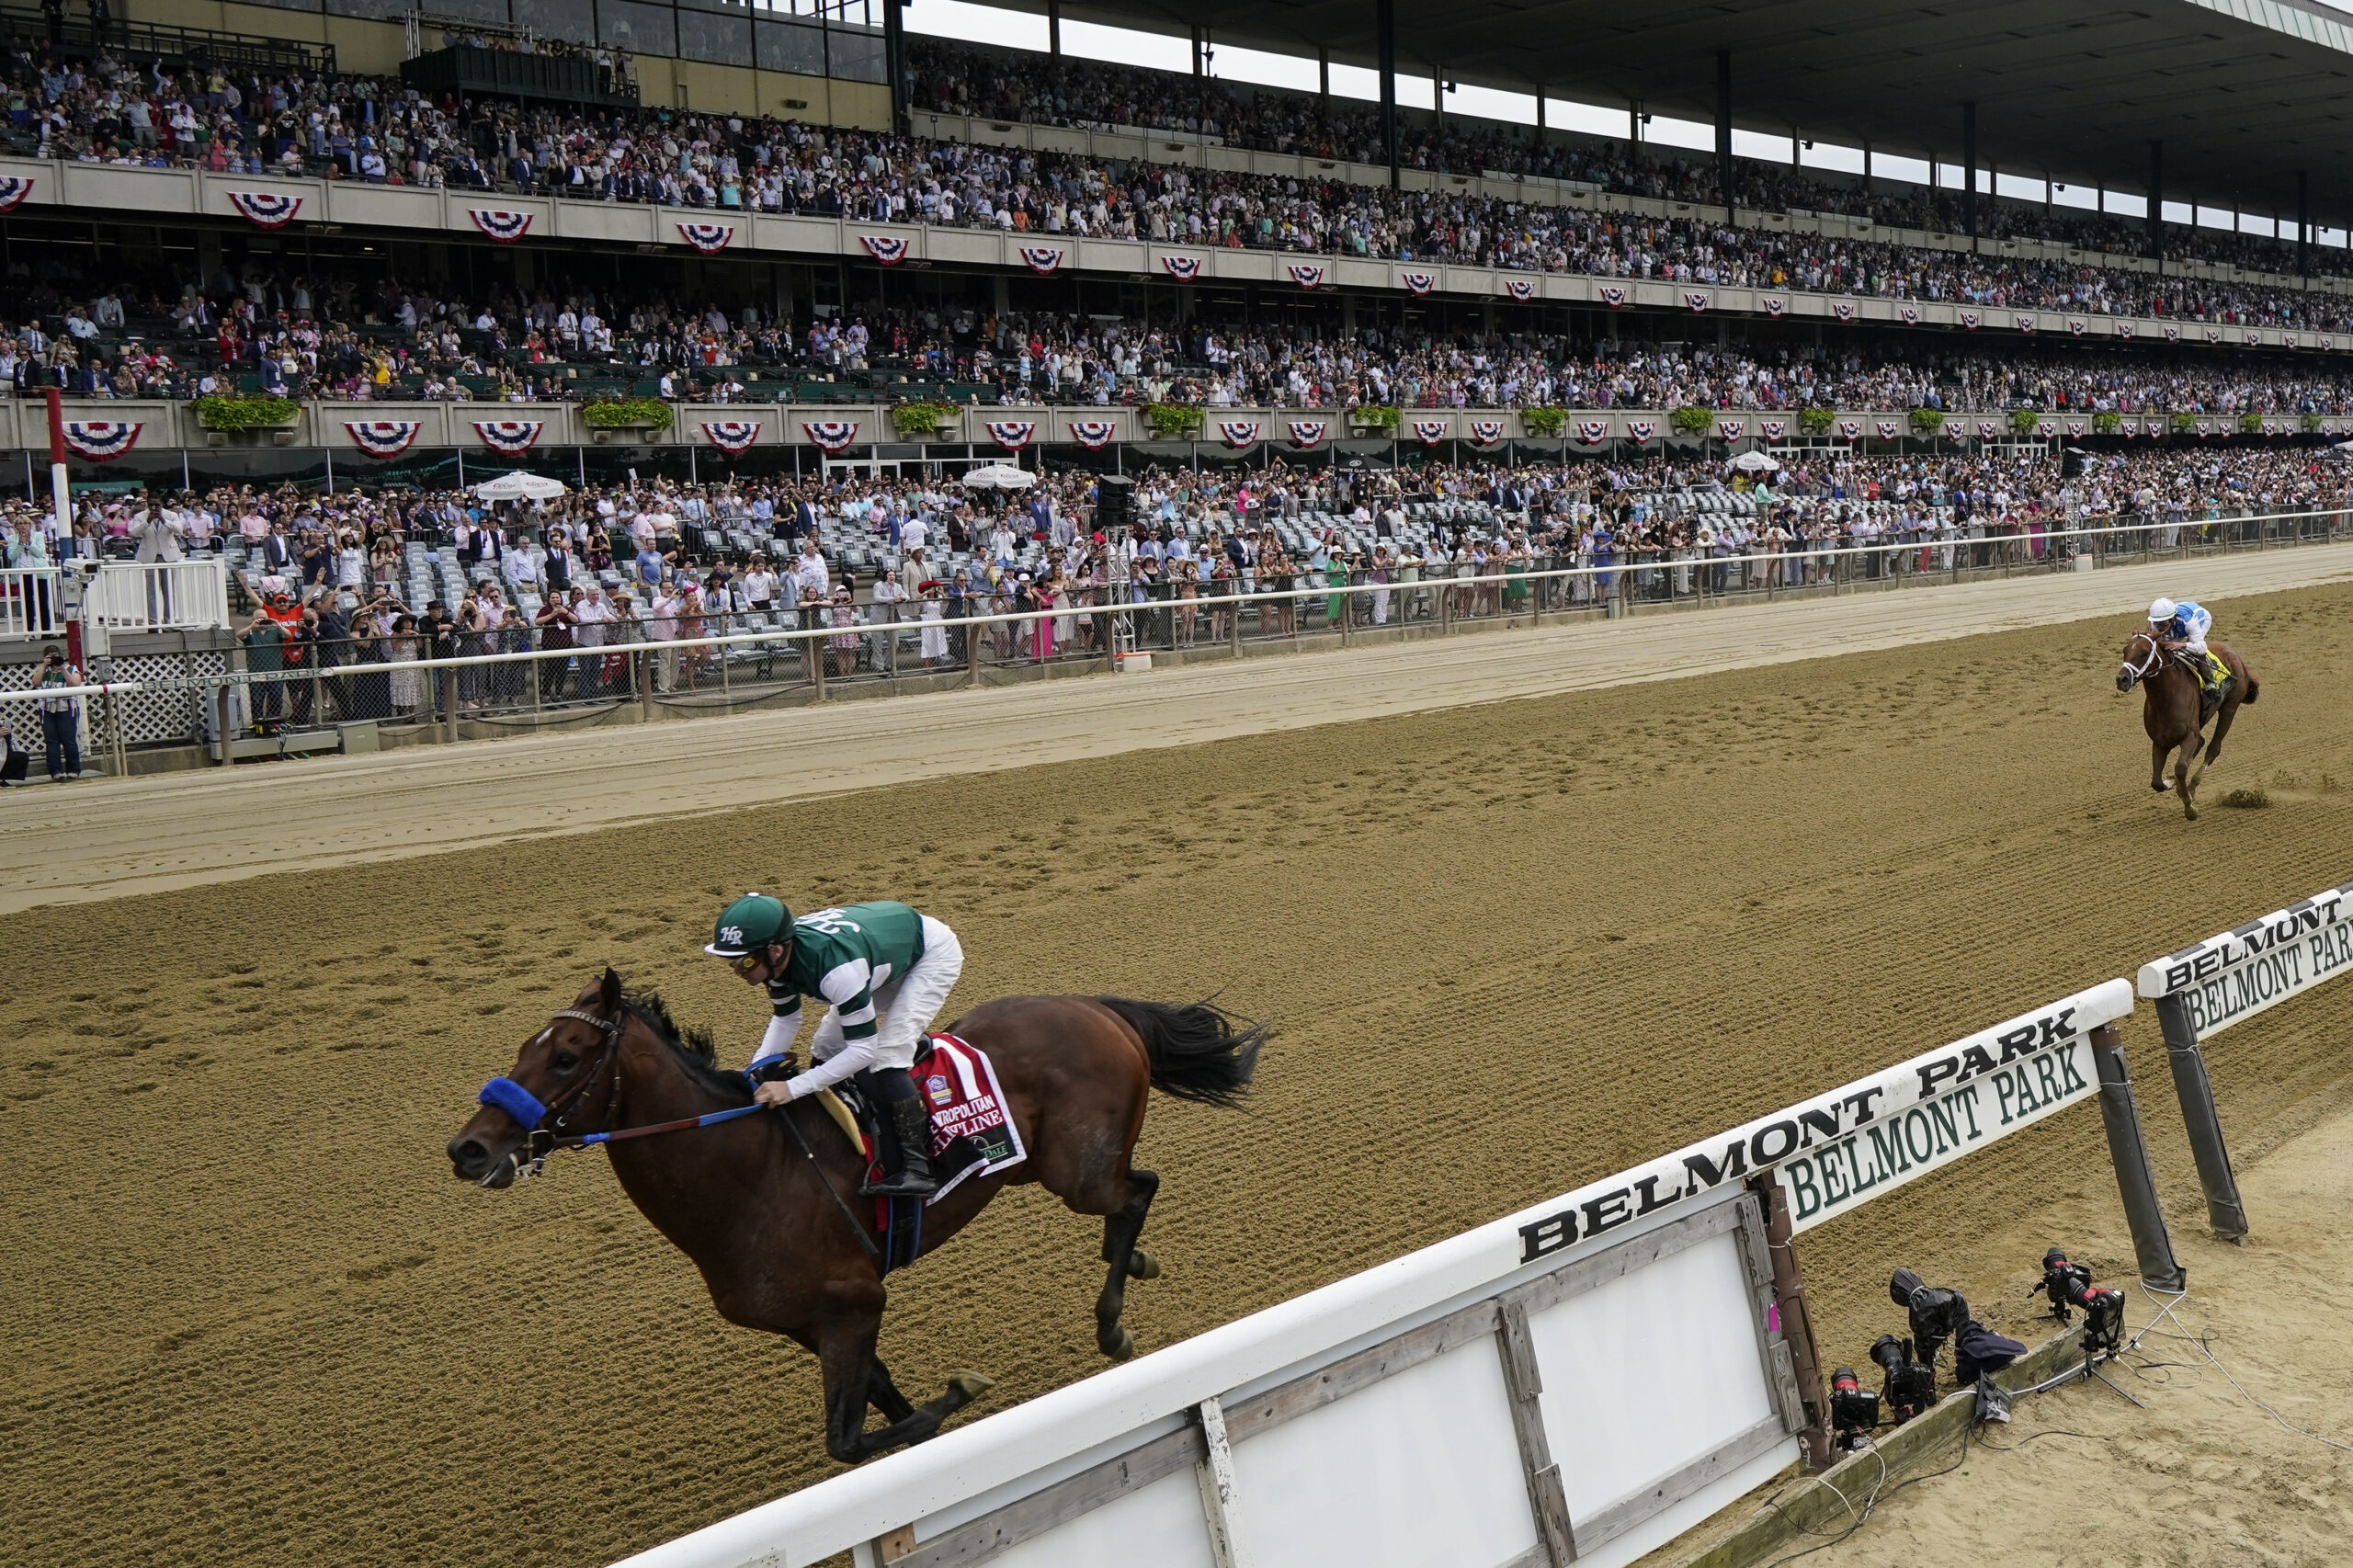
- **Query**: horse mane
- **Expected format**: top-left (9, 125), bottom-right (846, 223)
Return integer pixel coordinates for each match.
top-left (618, 989), bottom-right (747, 1102)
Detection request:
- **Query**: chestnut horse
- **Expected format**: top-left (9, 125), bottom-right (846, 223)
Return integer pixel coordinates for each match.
top-left (447, 969), bottom-right (1266, 1462)
top-left (2117, 631), bottom-right (2258, 821)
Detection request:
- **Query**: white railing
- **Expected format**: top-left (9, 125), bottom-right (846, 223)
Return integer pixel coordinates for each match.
top-left (78, 558), bottom-right (232, 633)
top-left (0, 568), bottom-right (64, 640)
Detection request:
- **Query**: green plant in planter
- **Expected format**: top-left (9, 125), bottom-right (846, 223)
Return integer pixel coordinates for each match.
top-left (889, 399), bottom-right (961, 438)
top-left (2093, 411), bottom-right (2123, 435)
top-left (2302, 412), bottom-right (2326, 432)
top-left (1908, 406), bottom-right (1946, 435)
top-left (581, 396), bottom-right (674, 429)
top-left (1668, 405), bottom-right (1711, 435)
top-left (1519, 407), bottom-right (1568, 437)
top-left (1796, 406), bottom-right (1836, 437)
top-left (1351, 404), bottom-right (1402, 431)
top-left (192, 393), bottom-right (300, 430)
top-left (2168, 412), bottom-right (2200, 434)
top-left (2007, 407), bottom-right (2042, 436)
top-left (1142, 403), bottom-right (1205, 439)
top-left (2238, 410), bottom-right (2266, 435)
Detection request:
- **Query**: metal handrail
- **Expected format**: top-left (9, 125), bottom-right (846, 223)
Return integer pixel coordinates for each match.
top-left (0, 2), bottom-right (335, 75)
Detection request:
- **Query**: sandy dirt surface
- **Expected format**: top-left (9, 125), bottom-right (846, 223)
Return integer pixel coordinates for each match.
top-left (5, 542), bottom-right (2350, 914)
top-left (1761, 1102), bottom-right (2353, 1568)
top-left (6, 573), bottom-right (2352, 1568)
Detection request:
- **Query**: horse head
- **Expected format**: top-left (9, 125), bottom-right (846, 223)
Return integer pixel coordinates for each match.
top-left (447, 967), bottom-right (631, 1188)
top-left (2117, 631), bottom-right (2164, 694)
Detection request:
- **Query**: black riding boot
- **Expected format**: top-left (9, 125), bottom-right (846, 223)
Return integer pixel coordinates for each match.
top-left (859, 1069), bottom-right (938, 1199)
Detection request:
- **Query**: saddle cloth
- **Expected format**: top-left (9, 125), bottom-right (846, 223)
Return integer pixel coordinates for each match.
top-left (825, 1032), bottom-right (1027, 1208)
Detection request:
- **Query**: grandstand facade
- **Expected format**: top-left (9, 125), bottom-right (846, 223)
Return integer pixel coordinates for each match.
top-left (9, 0), bottom-right (2353, 488)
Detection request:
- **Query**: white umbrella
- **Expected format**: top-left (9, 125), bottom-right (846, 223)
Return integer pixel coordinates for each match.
top-left (961, 463), bottom-right (1037, 490)
top-left (473, 472), bottom-right (569, 501)
top-left (1728, 449), bottom-right (1782, 473)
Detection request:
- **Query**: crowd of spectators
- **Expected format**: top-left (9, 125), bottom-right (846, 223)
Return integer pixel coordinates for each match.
top-left (16, 260), bottom-right (2353, 418)
top-left (10, 39), bottom-right (2353, 337)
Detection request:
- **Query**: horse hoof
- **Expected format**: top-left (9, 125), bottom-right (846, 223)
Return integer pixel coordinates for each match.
top-left (947, 1371), bottom-right (995, 1403)
top-left (1127, 1250), bottom-right (1162, 1280)
top-left (2184, 802), bottom-right (2200, 822)
top-left (2153, 780), bottom-right (2172, 792)
top-left (1102, 1325), bottom-right (1136, 1361)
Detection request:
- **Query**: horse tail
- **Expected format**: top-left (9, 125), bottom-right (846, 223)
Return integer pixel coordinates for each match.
top-left (1096, 996), bottom-right (1267, 1110)
top-left (2240, 669), bottom-right (2260, 705)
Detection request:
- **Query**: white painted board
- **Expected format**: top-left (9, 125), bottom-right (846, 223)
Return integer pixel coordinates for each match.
top-left (986, 1470), bottom-right (1216, 1568)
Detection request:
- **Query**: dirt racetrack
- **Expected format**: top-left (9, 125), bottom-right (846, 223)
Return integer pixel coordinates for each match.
top-left (7, 577), bottom-right (2353, 1568)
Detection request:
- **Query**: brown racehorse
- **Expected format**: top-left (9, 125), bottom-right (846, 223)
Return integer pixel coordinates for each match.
top-left (2117, 631), bottom-right (2259, 821)
top-left (446, 971), bottom-right (1265, 1463)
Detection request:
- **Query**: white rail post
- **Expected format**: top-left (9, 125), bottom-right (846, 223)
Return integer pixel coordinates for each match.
top-left (1194, 1396), bottom-right (1252, 1568)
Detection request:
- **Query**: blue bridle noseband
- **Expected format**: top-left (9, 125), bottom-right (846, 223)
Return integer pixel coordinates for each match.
top-left (475, 1007), bottom-right (625, 1180)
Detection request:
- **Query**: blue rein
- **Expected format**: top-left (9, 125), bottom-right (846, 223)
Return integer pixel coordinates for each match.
top-left (476, 1073), bottom-right (768, 1147)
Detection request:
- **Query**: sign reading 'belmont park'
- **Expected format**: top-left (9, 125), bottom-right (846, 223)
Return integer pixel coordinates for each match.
top-left (2136, 878), bottom-right (2353, 1036)
top-left (1517, 980), bottom-right (2132, 1262)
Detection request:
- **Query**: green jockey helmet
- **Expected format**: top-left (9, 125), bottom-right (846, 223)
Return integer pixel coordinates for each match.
top-left (706, 893), bottom-right (794, 957)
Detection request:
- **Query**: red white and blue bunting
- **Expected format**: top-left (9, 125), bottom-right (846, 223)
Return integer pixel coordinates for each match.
top-left (1286, 419), bottom-right (1328, 449)
top-left (1959, 310), bottom-right (1981, 331)
top-left (1977, 421), bottom-right (2000, 439)
top-left (0, 176), bottom-right (33, 212)
top-left (2117, 321), bottom-right (2136, 341)
top-left (985, 420), bottom-right (1036, 451)
top-left (1018, 245), bottom-right (1065, 276)
top-left (1836, 418), bottom-right (1861, 441)
top-left (1763, 297), bottom-right (1787, 318)
top-left (1717, 418), bottom-right (1745, 442)
top-left (1287, 263), bottom-right (1326, 290)
top-left (1875, 419), bottom-right (1900, 440)
top-left (1760, 419), bottom-right (1787, 442)
top-left (2284, 333), bottom-right (2300, 351)
top-left (227, 190), bottom-right (301, 229)
top-left (2067, 318), bottom-right (2086, 337)
top-left (1068, 419), bottom-right (1117, 449)
top-left (472, 420), bottom-right (545, 455)
top-left (701, 421), bottom-right (762, 454)
top-left (858, 233), bottom-right (908, 265)
top-left (1504, 278), bottom-right (1537, 302)
top-left (1623, 419), bottom-right (1656, 446)
top-left (346, 420), bottom-right (422, 459)
top-left (62, 421), bottom-right (142, 460)
top-left (1597, 285), bottom-right (1628, 310)
top-left (1467, 420), bottom-right (1506, 447)
top-left (803, 420), bottom-right (860, 453)
top-left (2065, 419), bottom-right (2087, 438)
top-left (1218, 419), bottom-right (1262, 449)
top-left (1683, 290), bottom-right (1710, 313)
top-left (1945, 418), bottom-right (1965, 440)
top-left (468, 210), bottom-right (534, 243)
top-left (1831, 301), bottom-right (1855, 324)
top-left (1401, 270), bottom-right (1437, 297)
top-left (1899, 306), bottom-right (1920, 326)
top-left (1410, 418), bottom-right (1450, 446)
top-left (2016, 314), bottom-right (2037, 335)
top-left (2204, 326), bottom-right (2222, 346)
top-left (2163, 325), bottom-right (2181, 344)
top-left (1574, 420), bottom-right (1610, 446)
top-left (678, 222), bottom-right (736, 255)
top-left (1158, 255), bottom-right (1203, 282)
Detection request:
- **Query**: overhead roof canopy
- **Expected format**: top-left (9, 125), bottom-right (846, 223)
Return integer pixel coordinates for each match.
top-left (1006, 0), bottom-right (2353, 218)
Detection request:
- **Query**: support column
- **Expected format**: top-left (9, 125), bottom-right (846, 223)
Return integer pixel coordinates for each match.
top-left (1961, 100), bottom-right (1978, 251)
top-left (1047, 0), bottom-right (1060, 56)
top-left (1715, 50), bottom-right (1735, 222)
top-left (1534, 84), bottom-right (1544, 134)
top-left (1318, 47), bottom-right (1329, 113)
top-left (1190, 24), bottom-right (1203, 76)
top-left (2089, 1022), bottom-right (2188, 1292)
top-left (1379, 0), bottom-right (1399, 190)
top-left (1748, 1173), bottom-right (1833, 1471)
top-left (2154, 995), bottom-right (2251, 1238)
top-left (2149, 139), bottom-right (2165, 274)
top-left (2298, 171), bottom-right (2311, 279)
top-left (882, 0), bottom-right (907, 137)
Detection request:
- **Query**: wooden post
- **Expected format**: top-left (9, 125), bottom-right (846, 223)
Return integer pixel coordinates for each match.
top-left (1193, 1398), bottom-right (1252, 1568)
top-left (1748, 1172), bottom-right (1835, 1471)
top-left (1496, 1298), bottom-right (1578, 1563)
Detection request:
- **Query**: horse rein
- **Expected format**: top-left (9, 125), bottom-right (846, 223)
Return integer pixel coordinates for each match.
top-left (472, 1006), bottom-right (886, 1265)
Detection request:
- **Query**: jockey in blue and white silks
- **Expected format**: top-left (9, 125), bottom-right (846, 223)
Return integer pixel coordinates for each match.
top-left (2148, 597), bottom-right (2222, 700)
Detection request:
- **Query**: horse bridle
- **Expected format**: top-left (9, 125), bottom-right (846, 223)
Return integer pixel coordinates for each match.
top-left (2120, 631), bottom-right (2165, 688)
top-left (475, 1006), bottom-right (627, 1184)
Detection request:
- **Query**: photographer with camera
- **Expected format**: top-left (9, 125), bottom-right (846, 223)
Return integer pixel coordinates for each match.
top-left (2034, 1248), bottom-right (2128, 1358)
top-left (32, 644), bottom-right (85, 782)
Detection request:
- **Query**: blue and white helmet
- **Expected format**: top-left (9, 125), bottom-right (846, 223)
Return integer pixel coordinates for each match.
top-left (2148, 597), bottom-right (2177, 626)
